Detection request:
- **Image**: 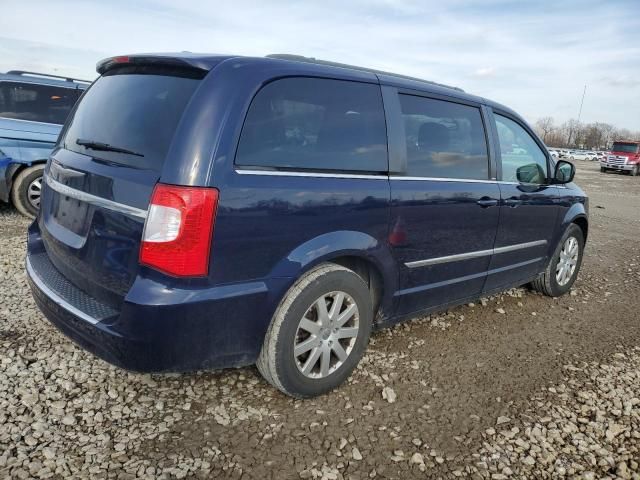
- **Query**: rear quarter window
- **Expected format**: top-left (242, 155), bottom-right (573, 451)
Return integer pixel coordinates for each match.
top-left (0, 81), bottom-right (80, 125)
top-left (235, 77), bottom-right (388, 173)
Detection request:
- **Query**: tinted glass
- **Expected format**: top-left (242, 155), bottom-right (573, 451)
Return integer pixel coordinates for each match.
top-left (63, 71), bottom-right (200, 170)
top-left (495, 114), bottom-right (548, 184)
top-left (236, 77), bottom-right (387, 173)
top-left (399, 95), bottom-right (488, 179)
top-left (0, 82), bottom-right (80, 125)
top-left (612, 142), bottom-right (639, 153)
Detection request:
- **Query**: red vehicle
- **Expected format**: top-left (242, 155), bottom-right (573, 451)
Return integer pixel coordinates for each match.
top-left (601, 140), bottom-right (640, 176)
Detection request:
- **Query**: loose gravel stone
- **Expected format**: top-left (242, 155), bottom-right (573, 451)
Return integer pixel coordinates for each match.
top-left (1, 163), bottom-right (640, 479)
top-left (352, 447), bottom-right (362, 461)
top-left (382, 386), bottom-right (397, 403)
top-left (496, 416), bottom-right (510, 425)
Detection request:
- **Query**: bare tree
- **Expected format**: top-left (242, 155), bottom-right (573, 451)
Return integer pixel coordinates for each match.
top-left (533, 117), bottom-right (637, 150)
top-left (614, 128), bottom-right (633, 141)
top-left (599, 123), bottom-right (615, 148)
top-left (534, 117), bottom-right (555, 143)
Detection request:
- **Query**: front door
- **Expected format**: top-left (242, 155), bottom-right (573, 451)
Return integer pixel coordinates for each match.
top-left (484, 111), bottom-right (561, 292)
top-left (387, 92), bottom-right (501, 315)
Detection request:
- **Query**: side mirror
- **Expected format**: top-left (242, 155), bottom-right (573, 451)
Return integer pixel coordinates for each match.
top-left (516, 163), bottom-right (546, 184)
top-left (554, 160), bottom-right (575, 184)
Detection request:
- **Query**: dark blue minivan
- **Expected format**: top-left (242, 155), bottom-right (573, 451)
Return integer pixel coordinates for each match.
top-left (26, 53), bottom-right (588, 397)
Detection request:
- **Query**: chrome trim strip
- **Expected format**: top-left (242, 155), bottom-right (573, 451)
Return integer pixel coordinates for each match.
top-left (493, 240), bottom-right (547, 255)
top-left (391, 177), bottom-right (549, 186)
top-left (235, 169), bottom-right (388, 180)
top-left (406, 248), bottom-right (493, 268)
top-left (390, 176), bottom-right (497, 184)
top-left (498, 181), bottom-right (548, 186)
top-left (395, 257), bottom-right (543, 296)
top-left (26, 257), bottom-right (100, 326)
top-left (395, 269), bottom-right (488, 296)
top-left (405, 239), bottom-right (548, 268)
top-left (45, 175), bottom-right (147, 219)
top-left (486, 257), bottom-right (543, 276)
top-left (234, 170), bottom-right (553, 186)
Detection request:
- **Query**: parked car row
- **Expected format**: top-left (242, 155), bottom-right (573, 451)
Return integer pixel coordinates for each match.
top-left (24, 53), bottom-right (588, 397)
top-left (546, 148), bottom-right (608, 162)
top-left (0, 71), bottom-right (89, 217)
top-left (547, 140), bottom-right (640, 176)
top-left (547, 144), bottom-right (640, 176)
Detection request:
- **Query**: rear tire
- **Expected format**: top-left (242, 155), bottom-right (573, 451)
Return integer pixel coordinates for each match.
top-left (257, 263), bottom-right (373, 398)
top-left (11, 164), bottom-right (45, 218)
top-left (531, 224), bottom-right (584, 297)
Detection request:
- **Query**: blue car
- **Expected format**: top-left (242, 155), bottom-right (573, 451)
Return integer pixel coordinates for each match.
top-left (0, 71), bottom-right (89, 217)
top-left (26, 53), bottom-right (588, 397)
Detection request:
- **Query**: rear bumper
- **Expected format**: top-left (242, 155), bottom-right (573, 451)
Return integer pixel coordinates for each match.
top-left (26, 223), bottom-right (289, 372)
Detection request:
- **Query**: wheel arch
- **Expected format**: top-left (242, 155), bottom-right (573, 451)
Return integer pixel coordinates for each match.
top-left (9, 159), bottom-right (46, 192)
top-left (268, 230), bottom-right (398, 322)
top-left (327, 255), bottom-right (385, 321)
top-left (572, 215), bottom-right (589, 242)
top-left (9, 160), bottom-right (46, 216)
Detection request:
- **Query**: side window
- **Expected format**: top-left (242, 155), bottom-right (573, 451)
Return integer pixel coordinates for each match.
top-left (494, 114), bottom-right (548, 184)
top-left (398, 94), bottom-right (489, 180)
top-left (236, 77), bottom-right (387, 173)
top-left (0, 82), bottom-right (79, 125)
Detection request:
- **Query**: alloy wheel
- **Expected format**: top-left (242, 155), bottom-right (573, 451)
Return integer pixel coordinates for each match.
top-left (293, 291), bottom-right (359, 379)
top-left (556, 236), bottom-right (579, 286)
top-left (27, 176), bottom-right (42, 209)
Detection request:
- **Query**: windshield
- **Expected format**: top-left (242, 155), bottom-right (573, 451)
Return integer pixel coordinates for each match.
top-left (62, 69), bottom-right (201, 170)
top-left (612, 142), bottom-right (639, 154)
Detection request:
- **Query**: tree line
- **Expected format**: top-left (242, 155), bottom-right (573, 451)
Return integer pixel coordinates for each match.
top-left (533, 117), bottom-right (640, 150)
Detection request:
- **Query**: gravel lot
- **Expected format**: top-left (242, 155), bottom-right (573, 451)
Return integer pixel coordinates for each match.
top-left (1, 161), bottom-right (639, 479)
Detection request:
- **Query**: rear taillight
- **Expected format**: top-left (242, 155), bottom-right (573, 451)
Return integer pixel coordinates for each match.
top-left (140, 184), bottom-right (218, 277)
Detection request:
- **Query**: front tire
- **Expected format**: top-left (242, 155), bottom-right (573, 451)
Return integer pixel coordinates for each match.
top-left (630, 165), bottom-right (639, 176)
top-left (600, 167), bottom-right (607, 173)
top-left (531, 224), bottom-right (584, 297)
top-left (11, 164), bottom-right (45, 218)
top-left (257, 263), bottom-right (373, 398)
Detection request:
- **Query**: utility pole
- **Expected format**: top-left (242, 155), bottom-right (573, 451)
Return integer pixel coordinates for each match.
top-left (568, 85), bottom-right (587, 147)
top-left (577, 84), bottom-right (587, 124)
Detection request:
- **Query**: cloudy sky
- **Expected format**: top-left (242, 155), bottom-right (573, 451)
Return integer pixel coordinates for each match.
top-left (1, 0), bottom-right (639, 130)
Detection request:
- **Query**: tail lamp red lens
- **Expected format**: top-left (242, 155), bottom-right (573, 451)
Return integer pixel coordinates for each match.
top-left (140, 184), bottom-right (218, 277)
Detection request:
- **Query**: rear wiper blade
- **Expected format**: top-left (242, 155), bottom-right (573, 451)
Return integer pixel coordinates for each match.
top-left (76, 139), bottom-right (144, 157)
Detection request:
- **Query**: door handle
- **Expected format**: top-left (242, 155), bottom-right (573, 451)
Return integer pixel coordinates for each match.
top-left (476, 197), bottom-right (499, 208)
top-left (504, 197), bottom-right (521, 208)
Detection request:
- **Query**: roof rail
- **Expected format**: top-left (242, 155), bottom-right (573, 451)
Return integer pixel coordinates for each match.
top-left (266, 54), bottom-right (464, 92)
top-left (5, 70), bottom-right (92, 84)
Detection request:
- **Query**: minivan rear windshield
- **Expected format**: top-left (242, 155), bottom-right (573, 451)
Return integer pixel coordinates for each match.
top-left (612, 142), bottom-right (639, 154)
top-left (62, 69), bottom-right (201, 170)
